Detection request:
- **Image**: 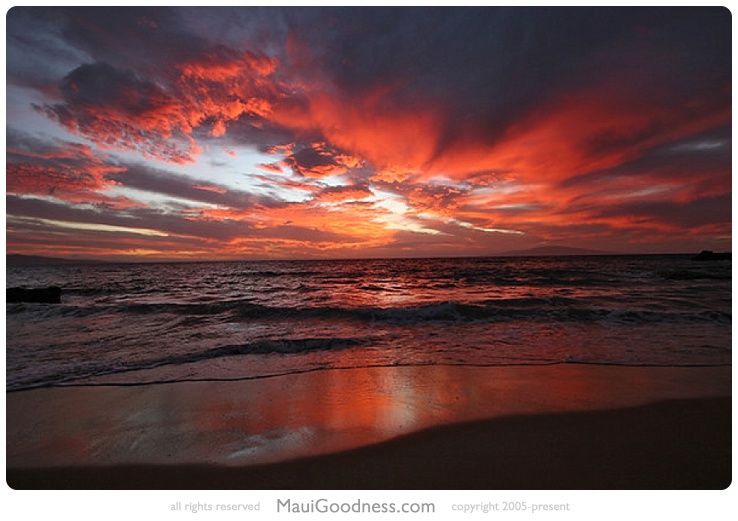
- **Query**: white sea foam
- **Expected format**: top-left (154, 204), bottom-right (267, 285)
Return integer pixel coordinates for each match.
top-left (6, 254), bottom-right (731, 390)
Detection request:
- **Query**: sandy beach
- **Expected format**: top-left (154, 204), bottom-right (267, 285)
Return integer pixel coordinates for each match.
top-left (6, 364), bottom-right (731, 489)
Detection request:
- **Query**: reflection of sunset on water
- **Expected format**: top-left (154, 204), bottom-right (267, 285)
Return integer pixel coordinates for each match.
top-left (8, 365), bottom-right (730, 469)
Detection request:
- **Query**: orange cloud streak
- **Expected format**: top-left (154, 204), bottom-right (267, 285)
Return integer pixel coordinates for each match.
top-left (15, 12), bottom-right (730, 260)
top-left (271, 88), bottom-right (443, 174)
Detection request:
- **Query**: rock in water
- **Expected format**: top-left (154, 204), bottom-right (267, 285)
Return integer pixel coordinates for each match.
top-left (692, 250), bottom-right (731, 261)
top-left (7, 286), bottom-right (62, 303)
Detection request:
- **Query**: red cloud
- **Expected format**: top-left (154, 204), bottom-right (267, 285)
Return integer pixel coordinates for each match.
top-left (16, 9), bottom-right (730, 259)
top-left (36, 46), bottom-right (283, 164)
top-left (6, 140), bottom-right (141, 208)
top-left (314, 184), bottom-right (373, 203)
top-left (272, 88), bottom-right (443, 174)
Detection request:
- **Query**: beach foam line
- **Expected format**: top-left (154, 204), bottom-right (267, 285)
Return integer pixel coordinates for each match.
top-left (8, 359), bottom-right (732, 393)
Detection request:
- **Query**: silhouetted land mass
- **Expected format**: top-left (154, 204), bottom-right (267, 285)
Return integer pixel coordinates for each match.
top-left (501, 246), bottom-right (614, 256)
top-left (691, 250), bottom-right (731, 261)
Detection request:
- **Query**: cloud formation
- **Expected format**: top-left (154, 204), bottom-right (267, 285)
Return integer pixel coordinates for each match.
top-left (6, 7), bottom-right (731, 260)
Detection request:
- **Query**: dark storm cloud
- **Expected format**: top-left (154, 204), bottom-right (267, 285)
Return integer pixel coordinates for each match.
top-left (282, 7), bottom-right (730, 156)
top-left (57, 63), bottom-right (170, 116)
top-left (30, 7), bottom-right (209, 70)
top-left (281, 145), bottom-right (354, 178)
top-left (16, 7), bottom-right (287, 163)
top-left (6, 8), bottom-right (89, 91)
top-left (286, 147), bottom-right (336, 172)
top-left (16, 6), bottom-right (731, 168)
top-left (32, 60), bottom-right (194, 163)
top-left (13, 6), bottom-right (731, 156)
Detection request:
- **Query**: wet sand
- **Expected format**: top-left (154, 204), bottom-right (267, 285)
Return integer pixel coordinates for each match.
top-left (6, 364), bottom-right (732, 489)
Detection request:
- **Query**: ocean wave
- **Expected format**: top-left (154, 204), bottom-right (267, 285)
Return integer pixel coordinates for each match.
top-left (7, 255), bottom-right (731, 394)
top-left (6, 336), bottom-right (367, 392)
top-left (9, 297), bottom-right (731, 325)
top-left (234, 300), bottom-right (731, 325)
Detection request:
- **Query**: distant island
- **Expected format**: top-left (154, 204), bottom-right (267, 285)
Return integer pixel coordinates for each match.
top-left (500, 246), bottom-right (615, 256)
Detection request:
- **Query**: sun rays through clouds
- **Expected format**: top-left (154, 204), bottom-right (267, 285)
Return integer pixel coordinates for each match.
top-left (6, 7), bottom-right (731, 260)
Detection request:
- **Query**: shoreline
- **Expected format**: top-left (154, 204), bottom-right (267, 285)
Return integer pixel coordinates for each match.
top-left (6, 364), bottom-right (732, 489)
top-left (7, 397), bottom-right (731, 489)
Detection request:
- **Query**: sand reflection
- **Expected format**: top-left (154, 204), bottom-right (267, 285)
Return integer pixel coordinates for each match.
top-left (6, 364), bottom-right (731, 468)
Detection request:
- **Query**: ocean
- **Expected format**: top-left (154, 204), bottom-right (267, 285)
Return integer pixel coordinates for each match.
top-left (5, 255), bottom-right (731, 392)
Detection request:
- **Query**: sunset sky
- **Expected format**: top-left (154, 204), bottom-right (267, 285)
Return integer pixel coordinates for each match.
top-left (5, 7), bottom-right (732, 261)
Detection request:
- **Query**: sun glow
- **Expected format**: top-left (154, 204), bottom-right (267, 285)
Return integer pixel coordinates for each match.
top-left (5, 7), bottom-right (731, 260)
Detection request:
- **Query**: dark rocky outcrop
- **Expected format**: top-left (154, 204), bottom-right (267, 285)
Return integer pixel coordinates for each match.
top-left (691, 250), bottom-right (731, 261)
top-left (6, 286), bottom-right (62, 304)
